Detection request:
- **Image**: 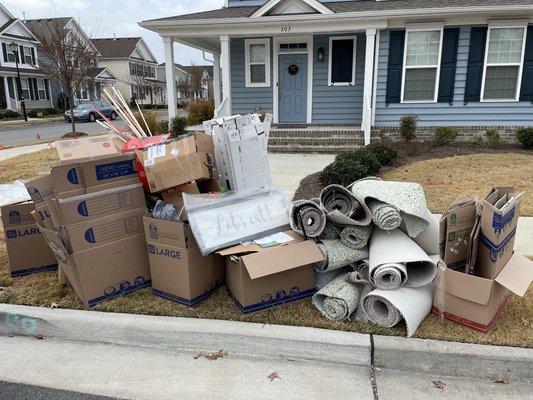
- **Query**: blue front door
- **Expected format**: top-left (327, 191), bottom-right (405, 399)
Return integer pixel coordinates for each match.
top-left (279, 53), bottom-right (307, 123)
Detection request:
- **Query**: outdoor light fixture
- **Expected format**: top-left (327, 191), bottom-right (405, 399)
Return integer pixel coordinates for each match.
top-left (317, 47), bottom-right (325, 62)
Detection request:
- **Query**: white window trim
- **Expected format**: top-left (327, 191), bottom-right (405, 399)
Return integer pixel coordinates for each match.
top-left (328, 36), bottom-right (357, 86)
top-left (37, 78), bottom-right (46, 100)
top-left (401, 27), bottom-right (444, 104)
top-left (480, 24), bottom-right (528, 103)
top-left (20, 77), bottom-right (30, 100)
top-left (244, 38), bottom-right (271, 88)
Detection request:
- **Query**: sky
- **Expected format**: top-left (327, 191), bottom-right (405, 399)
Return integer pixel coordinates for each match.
top-left (3, 0), bottom-right (225, 65)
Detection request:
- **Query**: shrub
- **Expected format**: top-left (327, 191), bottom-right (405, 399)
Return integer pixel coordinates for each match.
top-left (170, 116), bottom-right (188, 136)
top-left (516, 127), bottom-right (533, 149)
top-left (472, 135), bottom-right (483, 147)
top-left (434, 127), bottom-right (458, 146)
top-left (0, 109), bottom-right (21, 119)
top-left (366, 141), bottom-right (399, 165)
top-left (158, 120), bottom-right (169, 134)
top-left (399, 115), bottom-right (418, 142)
top-left (321, 148), bottom-right (381, 186)
top-left (485, 129), bottom-right (500, 148)
top-left (187, 100), bottom-right (214, 125)
top-left (133, 110), bottom-right (165, 135)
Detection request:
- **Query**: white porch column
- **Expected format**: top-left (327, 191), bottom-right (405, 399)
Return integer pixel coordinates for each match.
top-left (220, 35), bottom-right (232, 115)
top-left (4, 76), bottom-right (12, 110)
top-left (163, 36), bottom-right (177, 120)
top-left (213, 52), bottom-right (222, 110)
top-left (362, 28), bottom-right (377, 146)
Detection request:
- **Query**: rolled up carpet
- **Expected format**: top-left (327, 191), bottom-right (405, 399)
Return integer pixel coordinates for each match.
top-left (350, 177), bottom-right (433, 238)
top-left (320, 184), bottom-right (372, 226)
top-left (315, 268), bottom-right (349, 290)
top-left (345, 261), bottom-right (373, 322)
top-left (411, 213), bottom-right (439, 255)
top-left (289, 199), bottom-right (326, 238)
top-left (314, 239), bottom-right (369, 272)
top-left (369, 229), bottom-right (437, 289)
top-left (313, 274), bottom-right (361, 321)
top-left (368, 199), bottom-right (402, 231)
top-left (340, 225), bottom-right (373, 249)
top-left (362, 284), bottom-right (435, 337)
top-left (319, 222), bottom-right (341, 240)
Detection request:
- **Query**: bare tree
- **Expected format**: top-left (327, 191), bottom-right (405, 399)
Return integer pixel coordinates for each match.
top-left (30, 19), bottom-right (97, 134)
top-left (176, 76), bottom-right (190, 99)
top-left (187, 63), bottom-right (207, 99)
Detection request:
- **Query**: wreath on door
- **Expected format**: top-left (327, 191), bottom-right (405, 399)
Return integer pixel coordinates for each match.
top-left (288, 64), bottom-right (299, 75)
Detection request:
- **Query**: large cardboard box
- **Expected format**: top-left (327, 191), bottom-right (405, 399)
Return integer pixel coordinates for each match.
top-left (24, 174), bottom-right (55, 208)
top-left (433, 254), bottom-right (533, 332)
top-left (473, 187), bottom-right (522, 279)
top-left (40, 226), bottom-right (151, 307)
top-left (61, 207), bottom-right (147, 253)
top-left (221, 233), bottom-right (324, 313)
top-left (1, 202), bottom-right (57, 277)
top-left (143, 216), bottom-right (225, 306)
top-left (55, 134), bottom-right (119, 163)
top-left (54, 184), bottom-right (145, 225)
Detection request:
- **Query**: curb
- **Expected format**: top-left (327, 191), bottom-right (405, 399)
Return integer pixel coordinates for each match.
top-left (0, 304), bottom-right (370, 367)
top-left (373, 334), bottom-right (533, 381)
top-left (0, 304), bottom-right (531, 381)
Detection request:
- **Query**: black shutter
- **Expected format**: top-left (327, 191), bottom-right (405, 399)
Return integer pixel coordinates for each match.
top-left (438, 28), bottom-right (460, 104)
top-left (31, 47), bottom-right (36, 65)
top-left (19, 45), bottom-right (24, 64)
top-left (7, 77), bottom-right (14, 98)
top-left (44, 79), bottom-right (50, 100)
top-left (29, 78), bottom-right (36, 100)
top-left (464, 27), bottom-right (488, 103)
top-left (331, 39), bottom-right (354, 84)
top-left (2, 43), bottom-right (7, 63)
top-left (385, 30), bottom-right (405, 105)
top-left (519, 26), bottom-right (533, 101)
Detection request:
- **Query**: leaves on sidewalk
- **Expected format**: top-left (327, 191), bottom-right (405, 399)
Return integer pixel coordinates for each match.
top-left (50, 302), bottom-right (58, 309)
top-left (432, 380), bottom-right (446, 390)
top-left (267, 372), bottom-right (281, 382)
top-left (193, 352), bottom-right (203, 360)
top-left (35, 335), bottom-right (45, 340)
top-left (493, 378), bottom-right (509, 384)
top-left (193, 349), bottom-right (228, 361)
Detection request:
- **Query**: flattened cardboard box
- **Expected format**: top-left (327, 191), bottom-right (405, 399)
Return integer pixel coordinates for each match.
top-left (433, 254), bottom-right (533, 332)
top-left (55, 183), bottom-right (145, 225)
top-left (143, 217), bottom-right (225, 306)
top-left (40, 226), bottom-right (150, 307)
top-left (473, 187), bottom-right (522, 279)
top-left (1, 202), bottom-right (57, 277)
top-left (222, 233), bottom-right (324, 314)
top-left (61, 207), bottom-right (147, 253)
top-left (24, 174), bottom-right (55, 207)
top-left (55, 134), bottom-right (119, 163)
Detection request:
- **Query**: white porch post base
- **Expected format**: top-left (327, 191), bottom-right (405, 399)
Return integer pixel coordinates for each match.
top-left (362, 28), bottom-right (377, 146)
top-left (220, 35), bottom-right (232, 115)
top-left (213, 52), bottom-right (222, 110)
top-left (163, 36), bottom-right (177, 121)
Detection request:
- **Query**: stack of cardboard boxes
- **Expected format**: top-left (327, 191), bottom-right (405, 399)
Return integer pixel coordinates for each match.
top-left (435, 187), bottom-right (533, 332)
top-left (24, 153), bottom-right (151, 307)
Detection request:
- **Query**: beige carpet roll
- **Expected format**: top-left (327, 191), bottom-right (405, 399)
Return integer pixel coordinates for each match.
top-left (369, 262), bottom-right (407, 290)
top-left (289, 199), bottom-right (326, 238)
top-left (312, 274), bottom-right (361, 321)
top-left (314, 239), bottom-right (369, 272)
top-left (319, 222), bottom-right (341, 240)
top-left (345, 261), bottom-right (373, 322)
top-left (340, 225), bottom-right (373, 250)
top-left (320, 184), bottom-right (372, 226)
top-left (368, 199), bottom-right (402, 231)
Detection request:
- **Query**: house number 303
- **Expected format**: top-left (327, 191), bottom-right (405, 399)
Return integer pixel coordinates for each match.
top-left (281, 26), bottom-right (291, 32)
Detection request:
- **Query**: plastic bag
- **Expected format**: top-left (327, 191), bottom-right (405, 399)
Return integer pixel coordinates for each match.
top-left (183, 186), bottom-right (289, 256)
top-left (152, 200), bottom-right (182, 222)
top-left (0, 180), bottom-right (31, 207)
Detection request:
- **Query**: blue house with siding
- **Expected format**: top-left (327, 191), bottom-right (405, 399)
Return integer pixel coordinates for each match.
top-left (140, 0), bottom-right (533, 148)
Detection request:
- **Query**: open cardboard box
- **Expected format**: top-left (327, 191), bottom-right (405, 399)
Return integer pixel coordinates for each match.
top-left (54, 134), bottom-right (120, 164)
top-left (219, 231), bottom-right (324, 314)
top-left (433, 253), bottom-right (533, 332)
top-left (143, 216), bottom-right (225, 306)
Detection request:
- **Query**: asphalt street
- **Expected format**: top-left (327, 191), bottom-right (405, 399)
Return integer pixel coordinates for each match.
top-left (0, 119), bottom-right (125, 146)
top-left (0, 381), bottom-right (121, 400)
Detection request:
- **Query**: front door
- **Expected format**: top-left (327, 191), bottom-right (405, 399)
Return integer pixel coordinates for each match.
top-left (279, 53), bottom-right (307, 123)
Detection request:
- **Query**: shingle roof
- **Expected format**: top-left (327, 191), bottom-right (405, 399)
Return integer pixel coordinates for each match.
top-left (24, 18), bottom-right (72, 40)
top-left (91, 37), bottom-right (141, 59)
top-left (146, 0), bottom-right (533, 22)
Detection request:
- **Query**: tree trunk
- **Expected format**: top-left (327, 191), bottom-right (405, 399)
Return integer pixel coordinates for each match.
top-left (68, 91), bottom-right (76, 133)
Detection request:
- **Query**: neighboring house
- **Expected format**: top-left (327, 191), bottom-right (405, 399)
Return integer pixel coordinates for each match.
top-left (91, 37), bottom-right (164, 105)
top-left (157, 62), bottom-right (214, 102)
top-left (0, 4), bottom-right (53, 111)
top-left (24, 17), bottom-right (118, 109)
top-left (140, 0), bottom-right (533, 145)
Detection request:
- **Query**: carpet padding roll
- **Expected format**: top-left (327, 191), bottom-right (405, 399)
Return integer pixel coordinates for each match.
top-left (320, 185), bottom-right (371, 226)
top-left (369, 229), bottom-right (437, 289)
top-left (363, 284), bottom-right (435, 337)
top-left (289, 199), bottom-right (326, 238)
top-left (368, 199), bottom-right (402, 231)
top-left (345, 261), bottom-right (373, 322)
top-left (313, 274), bottom-right (361, 321)
top-left (340, 225), bottom-right (373, 249)
top-left (315, 268), bottom-right (348, 290)
top-left (350, 177), bottom-right (433, 238)
top-left (319, 222), bottom-right (341, 240)
top-left (314, 239), bottom-right (369, 272)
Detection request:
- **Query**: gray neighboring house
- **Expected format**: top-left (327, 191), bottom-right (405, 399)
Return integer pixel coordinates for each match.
top-left (157, 62), bottom-right (214, 102)
top-left (24, 17), bottom-right (118, 109)
top-left (0, 4), bottom-right (53, 111)
top-left (140, 0), bottom-right (533, 145)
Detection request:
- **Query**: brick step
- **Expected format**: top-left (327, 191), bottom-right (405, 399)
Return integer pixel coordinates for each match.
top-left (269, 130), bottom-right (364, 139)
top-left (267, 144), bottom-right (363, 154)
top-left (268, 137), bottom-right (364, 146)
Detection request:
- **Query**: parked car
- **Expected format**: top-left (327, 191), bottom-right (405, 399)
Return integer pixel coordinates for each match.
top-left (64, 101), bottom-right (117, 122)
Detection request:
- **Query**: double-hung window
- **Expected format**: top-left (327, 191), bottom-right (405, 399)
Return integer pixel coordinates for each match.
top-left (402, 29), bottom-right (443, 102)
top-left (20, 78), bottom-right (30, 100)
top-left (6, 45), bottom-right (16, 63)
top-left (76, 83), bottom-right (89, 100)
top-left (245, 38), bottom-right (270, 87)
top-left (328, 36), bottom-right (356, 86)
top-left (23, 46), bottom-right (33, 64)
top-left (482, 26), bottom-right (527, 101)
top-left (37, 79), bottom-right (47, 100)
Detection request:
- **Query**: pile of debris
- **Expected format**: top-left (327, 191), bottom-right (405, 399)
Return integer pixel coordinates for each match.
top-left (0, 108), bottom-right (531, 338)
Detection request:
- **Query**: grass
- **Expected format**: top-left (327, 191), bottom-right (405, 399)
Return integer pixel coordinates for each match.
top-left (0, 150), bottom-right (531, 348)
top-left (382, 153), bottom-right (533, 216)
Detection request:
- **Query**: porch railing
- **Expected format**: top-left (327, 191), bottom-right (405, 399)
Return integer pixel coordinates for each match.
top-left (214, 97), bottom-right (229, 118)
